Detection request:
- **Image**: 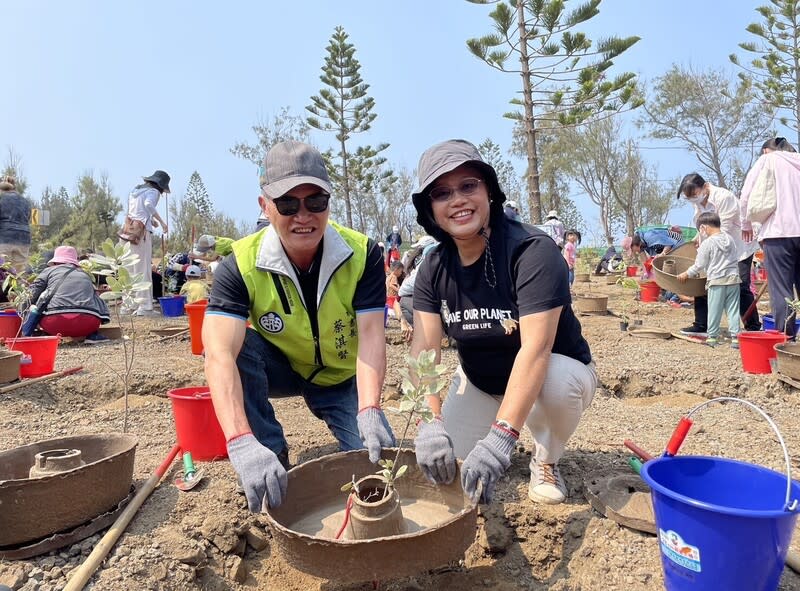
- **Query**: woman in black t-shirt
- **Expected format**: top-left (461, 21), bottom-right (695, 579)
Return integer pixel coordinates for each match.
top-left (410, 139), bottom-right (596, 506)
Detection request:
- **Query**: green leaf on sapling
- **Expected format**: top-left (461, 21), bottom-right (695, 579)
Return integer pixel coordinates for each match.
top-left (340, 482), bottom-right (354, 492)
top-left (101, 241), bottom-right (116, 259)
top-left (394, 464), bottom-right (408, 479)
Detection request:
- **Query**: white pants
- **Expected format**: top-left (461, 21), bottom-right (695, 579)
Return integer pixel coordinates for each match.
top-left (442, 354), bottom-right (597, 465)
top-left (126, 232), bottom-right (153, 311)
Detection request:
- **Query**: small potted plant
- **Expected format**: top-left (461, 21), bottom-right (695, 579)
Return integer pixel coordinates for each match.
top-left (340, 349), bottom-right (447, 540)
top-left (616, 277), bottom-right (641, 331)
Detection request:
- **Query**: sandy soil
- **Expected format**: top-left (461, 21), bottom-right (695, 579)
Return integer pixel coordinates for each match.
top-left (1, 277), bottom-right (799, 591)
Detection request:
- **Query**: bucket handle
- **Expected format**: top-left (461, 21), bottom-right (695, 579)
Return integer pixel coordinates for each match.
top-left (671, 396), bottom-right (798, 512)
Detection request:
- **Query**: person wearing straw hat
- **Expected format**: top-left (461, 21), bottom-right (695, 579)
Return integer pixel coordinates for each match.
top-left (0, 176), bottom-right (31, 273)
top-left (203, 141), bottom-right (394, 512)
top-left (409, 139), bottom-right (595, 505)
top-left (25, 246), bottom-right (110, 339)
top-left (122, 170), bottom-right (170, 316)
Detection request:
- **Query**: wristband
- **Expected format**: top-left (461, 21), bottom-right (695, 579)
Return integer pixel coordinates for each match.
top-left (493, 420), bottom-right (520, 439)
top-left (358, 405), bottom-right (381, 414)
top-left (226, 431), bottom-right (253, 444)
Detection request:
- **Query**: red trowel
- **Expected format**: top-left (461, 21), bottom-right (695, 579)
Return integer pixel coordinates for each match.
top-left (174, 451), bottom-right (205, 491)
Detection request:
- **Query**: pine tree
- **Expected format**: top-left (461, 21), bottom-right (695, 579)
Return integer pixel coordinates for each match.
top-left (466, 0), bottom-right (641, 223)
top-left (57, 173), bottom-right (121, 250)
top-left (731, 0), bottom-right (800, 147)
top-left (306, 26), bottom-right (386, 228)
top-left (185, 171), bottom-right (213, 219)
top-left (2, 147), bottom-right (28, 196)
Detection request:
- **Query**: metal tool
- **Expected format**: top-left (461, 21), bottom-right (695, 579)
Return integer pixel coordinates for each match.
top-left (174, 451), bottom-right (205, 491)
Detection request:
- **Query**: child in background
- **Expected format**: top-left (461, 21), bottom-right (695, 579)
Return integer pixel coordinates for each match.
top-left (179, 265), bottom-right (209, 304)
top-left (385, 260), bottom-right (404, 322)
top-left (563, 230), bottom-right (579, 285)
top-left (678, 212), bottom-right (741, 348)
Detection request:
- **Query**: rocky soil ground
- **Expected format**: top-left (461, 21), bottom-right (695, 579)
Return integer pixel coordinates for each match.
top-left (1, 277), bottom-right (799, 590)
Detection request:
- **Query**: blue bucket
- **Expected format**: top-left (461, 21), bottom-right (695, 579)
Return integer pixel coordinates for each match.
top-left (159, 295), bottom-right (186, 317)
top-left (642, 456), bottom-right (800, 590)
top-left (762, 314), bottom-right (800, 332)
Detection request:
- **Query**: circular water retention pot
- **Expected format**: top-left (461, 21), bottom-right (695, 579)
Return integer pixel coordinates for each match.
top-left (265, 449), bottom-right (477, 583)
top-left (347, 475), bottom-right (407, 540)
top-left (29, 449), bottom-right (86, 478)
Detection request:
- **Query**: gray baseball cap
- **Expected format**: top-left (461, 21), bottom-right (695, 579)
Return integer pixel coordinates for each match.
top-left (259, 141), bottom-right (332, 199)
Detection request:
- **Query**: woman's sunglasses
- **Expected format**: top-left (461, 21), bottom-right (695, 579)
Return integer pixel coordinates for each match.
top-left (272, 193), bottom-right (330, 216)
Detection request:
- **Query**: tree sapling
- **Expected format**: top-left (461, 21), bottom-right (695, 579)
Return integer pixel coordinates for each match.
top-left (87, 239), bottom-right (151, 432)
top-left (342, 349), bottom-right (448, 500)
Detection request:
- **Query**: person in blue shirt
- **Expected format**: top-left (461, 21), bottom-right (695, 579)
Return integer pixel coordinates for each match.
top-left (627, 228), bottom-right (683, 258)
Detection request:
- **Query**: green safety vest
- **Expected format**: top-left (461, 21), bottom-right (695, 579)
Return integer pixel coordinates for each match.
top-left (232, 222), bottom-right (369, 386)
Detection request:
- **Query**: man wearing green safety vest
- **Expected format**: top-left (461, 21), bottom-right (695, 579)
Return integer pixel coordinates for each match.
top-left (204, 141), bottom-right (394, 513)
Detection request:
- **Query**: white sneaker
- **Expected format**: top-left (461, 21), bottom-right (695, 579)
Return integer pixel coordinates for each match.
top-left (528, 460), bottom-right (567, 504)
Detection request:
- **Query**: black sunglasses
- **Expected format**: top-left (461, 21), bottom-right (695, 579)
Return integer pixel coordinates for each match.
top-left (272, 193), bottom-right (330, 216)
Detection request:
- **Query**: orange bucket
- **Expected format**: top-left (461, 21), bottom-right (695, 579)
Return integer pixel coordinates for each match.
top-left (6, 336), bottom-right (60, 378)
top-left (0, 312), bottom-right (21, 338)
top-left (185, 299), bottom-right (208, 356)
top-left (167, 387), bottom-right (227, 460)
top-left (639, 281), bottom-right (661, 303)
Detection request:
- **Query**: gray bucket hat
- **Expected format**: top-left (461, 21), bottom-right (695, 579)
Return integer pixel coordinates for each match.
top-left (411, 139), bottom-right (506, 242)
top-left (143, 170), bottom-right (171, 193)
top-left (259, 141), bottom-right (332, 199)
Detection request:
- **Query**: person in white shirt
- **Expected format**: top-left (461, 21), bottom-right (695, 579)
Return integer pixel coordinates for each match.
top-left (543, 210), bottom-right (565, 247)
top-left (125, 170), bottom-right (170, 315)
top-left (676, 173), bottom-right (760, 335)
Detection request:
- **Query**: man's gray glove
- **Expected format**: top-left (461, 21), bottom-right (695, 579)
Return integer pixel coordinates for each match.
top-left (356, 406), bottom-right (396, 463)
top-left (414, 418), bottom-right (456, 484)
top-left (227, 433), bottom-right (287, 511)
top-left (461, 423), bottom-right (517, 504)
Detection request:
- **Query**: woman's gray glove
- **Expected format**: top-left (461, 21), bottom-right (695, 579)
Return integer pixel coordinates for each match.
top-left (227, 434), bottom-right (287, 511)
top-left (356, 407), bottom-right (396, 463)
top-left (414, 419), bottom-right (456, 484)
top-left (461, 424), bottom-right (517, 504)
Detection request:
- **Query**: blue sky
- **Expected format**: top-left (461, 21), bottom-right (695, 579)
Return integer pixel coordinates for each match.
top-left (4, 1), bottom-right (767, 244)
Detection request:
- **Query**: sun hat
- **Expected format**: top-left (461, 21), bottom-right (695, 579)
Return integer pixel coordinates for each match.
top-left (411, 139), bottom-right (506, 242)
top-left (48, 246), bottom-right (80, 266)
top-left (547, 209), bottom-right (558, 218)
top-left (506, 200), bottom-right (519, 210)
top-left (185, 265), bottom-right (202, 278)
top-left (143, 170), bottom-right (171, 193)
top-left (259, 141), bottom-right (332, 199)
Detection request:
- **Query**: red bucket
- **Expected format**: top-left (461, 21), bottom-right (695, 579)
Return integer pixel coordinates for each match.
top-left (167, 387), bottom-right (227, 461)
top-left (739, 330), bottom-right (787, 374)
top-left (639, 281), bottom-right (661, 303)
top-left (185, 299), bottom-right (208, 356)
top-left (0, 312), bottom-right (21, 339)
top-left (6, 336), bottom-right (60, 378)
top-left (626, 265), bottom-right (639, 277)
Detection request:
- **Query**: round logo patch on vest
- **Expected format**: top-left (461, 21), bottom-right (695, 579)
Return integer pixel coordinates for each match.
top-left (258, 312), bottom-right (284, 333)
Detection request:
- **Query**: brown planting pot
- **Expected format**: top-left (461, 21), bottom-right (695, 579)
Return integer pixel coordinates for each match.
top-left (574, 294), bottom-right (609, 314)
top-left (0, 350), bottom-right (22, 384)
top-left (265, 449), bottom-right (477, 583)
top-left (0, 433), bottom-right (138, 547)
top-left (775, 342), bottom-right (800, 381)
top-left (652, 255), bottom-right (707, 298)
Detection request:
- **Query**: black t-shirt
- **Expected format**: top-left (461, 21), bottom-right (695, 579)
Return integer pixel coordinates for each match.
top-left (414, 219), bottom-right (591, 395)
top-left (207, 237), bottom-right (386, 320)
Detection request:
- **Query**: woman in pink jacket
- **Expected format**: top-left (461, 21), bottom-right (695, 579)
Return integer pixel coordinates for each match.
top-left (740, 137), bottom-right (800, 339)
